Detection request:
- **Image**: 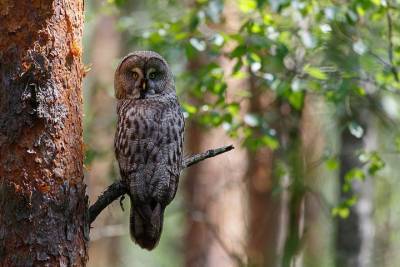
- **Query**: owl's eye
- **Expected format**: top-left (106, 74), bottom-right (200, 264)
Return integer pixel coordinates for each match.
top-left (132, 72), bottom-right (139, 79)
top-left (149, 72), bottom-right (156, 79)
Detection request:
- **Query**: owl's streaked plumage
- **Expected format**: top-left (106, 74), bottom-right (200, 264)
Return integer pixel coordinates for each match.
top-left (114, 51), bottom-right (184, 250)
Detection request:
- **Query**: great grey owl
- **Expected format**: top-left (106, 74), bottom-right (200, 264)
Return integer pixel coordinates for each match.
top-left (114, 51), bottom-right (184, 250)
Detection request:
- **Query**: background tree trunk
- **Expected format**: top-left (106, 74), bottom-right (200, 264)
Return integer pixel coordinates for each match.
top-left (184, 5), bottom-right (247, 265)
top-left (336, 123), bottom-right (364, 267)
top-left (328, 22), bottom-right (374, 267)
top-left (85, 14), bottom-right (122, 267)
top-left (246, 74), bottom-right (286, 267)
top-left (0, 1), bottom-right (87, 265)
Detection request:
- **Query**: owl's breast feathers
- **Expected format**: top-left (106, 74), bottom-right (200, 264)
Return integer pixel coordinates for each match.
top-left (115, 96), bottom-right (184, 205)
top-left (115, 96), bottom-right (184, 249)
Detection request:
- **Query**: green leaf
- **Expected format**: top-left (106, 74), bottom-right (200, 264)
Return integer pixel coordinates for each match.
top-left (230, 45), bottom-right (247, 58)
top-left (345, 168), bottom-right (365, 182)
top-left (332, 197), bottom-right (358, 218)
top-left (238, 0), bottom-right (257, 13)
top-left (326, 158), bottom-right (339, 170)
top-left (182, 103), bottom-right (198, 115)
top-left (261, 135), bottom-right (279, 150)
top-left (332, 206), bottom-right (350, 219)
top-left (368, 152), bottom-right (385, 175)
top-left (226, 103), bottom-right (240, 115)
top-left (304, 64), bottom-right (328, 80)
top-left (232, 59), bottom-right (243, 75)
top-left (249, 52), bottom-right (261, 63)
top-left (288, 91), bottom-right (304, 110)
top-left (354, 87), bottom-right (366, 96)
top-left (108, 0), bottom-right (125, 7)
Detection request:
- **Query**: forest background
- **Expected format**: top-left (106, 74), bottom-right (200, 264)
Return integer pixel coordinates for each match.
top-left (83, 1), bottom-right (400, 267)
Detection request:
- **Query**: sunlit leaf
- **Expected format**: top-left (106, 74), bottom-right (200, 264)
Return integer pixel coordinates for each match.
top-left (239, 0), bottom-right (257, 13)
top-left (345, 168), bottom-right (365, 182)
top-left (288, 91), bottom-right (304, 110)
top-left (304, 64), bottom-right (328, 80)
top-left (332, 206), bottom-right (350, 219)
top-left (261, 135), bottom-right (279, 150)
top-left (226, 103), bottom-right (240, 115)
top-left (326, 158), bottom-right (339, 170)
top-left (367, 152), bottom-right (385, 175)
top-left (182, 103), bottom-right (198, 115)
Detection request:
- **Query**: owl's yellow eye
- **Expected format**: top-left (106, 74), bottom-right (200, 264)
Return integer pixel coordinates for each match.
top-left (132, 72), bottom-right (139, 79)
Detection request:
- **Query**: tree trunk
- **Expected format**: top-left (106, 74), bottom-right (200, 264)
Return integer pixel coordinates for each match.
top-left (184, 4), bottom-right (247, 263)
top-left (0, 1), bottom-right (87, 266)
top-left (183, 122), bottom-right (211, 267)
top-left (327, 22), bottom-right (373, 267)
top-left (336, 114), bottom-right (374, 267)
top-left (336, 125), bottom-right (364, 267)
top-left (301, 95), bottom-right (328, 267)
top-left (246, 74), bottom-right (285, 267)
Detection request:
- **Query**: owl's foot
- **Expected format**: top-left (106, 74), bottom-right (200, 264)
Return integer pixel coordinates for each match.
top-left (119, 195), bottom-right (125, 211)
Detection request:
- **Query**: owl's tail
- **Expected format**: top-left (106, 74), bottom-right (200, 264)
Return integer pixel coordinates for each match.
top-left (129, 197), bottom-right (164, 250)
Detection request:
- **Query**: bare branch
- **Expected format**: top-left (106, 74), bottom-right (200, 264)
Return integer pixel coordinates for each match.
top-left (183, 144), bottom-right (234, 168)
top-left (88, 144), bottom-right (235, 224)
top-left (88, 181), bottom-right (127, 224)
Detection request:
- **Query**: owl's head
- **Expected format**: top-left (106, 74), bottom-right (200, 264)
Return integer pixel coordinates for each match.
top-left (114, 51), bottom-right (174, 100)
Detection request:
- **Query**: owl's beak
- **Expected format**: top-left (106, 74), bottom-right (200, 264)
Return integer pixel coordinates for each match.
top-left (139, 78), bottom-right (148, 99)
top-left (141, 78), bottom-right (147, 91)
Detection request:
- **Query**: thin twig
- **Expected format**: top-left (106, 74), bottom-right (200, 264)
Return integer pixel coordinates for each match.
top-left (89, 144), bottom-right (235, 224)
top-left (183, 144), bottom-right (234, 168)
top-left (386, 1), bottom-right (399, 82)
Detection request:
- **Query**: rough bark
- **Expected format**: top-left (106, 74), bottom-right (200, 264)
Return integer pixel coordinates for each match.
top-left (0, 1), bottom-right (87, 266)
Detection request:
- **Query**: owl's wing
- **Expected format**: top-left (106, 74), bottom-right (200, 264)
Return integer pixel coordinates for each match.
top-left (143, 98), bottom-right (184, 204)
top-left (159, 99), bottom-right (184, 202)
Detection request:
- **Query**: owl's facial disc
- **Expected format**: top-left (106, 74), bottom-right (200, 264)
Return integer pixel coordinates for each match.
top-left (131, 67), bottom-right (142, 80)
top-left (129, 67), bottom-right (146, 99)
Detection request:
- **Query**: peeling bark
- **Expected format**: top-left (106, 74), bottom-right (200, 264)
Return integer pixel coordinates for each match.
top-left (0, 1), bottom-right (87, 266)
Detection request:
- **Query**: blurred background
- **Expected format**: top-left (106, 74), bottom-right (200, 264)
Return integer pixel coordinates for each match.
top-left (82, 1), bottom-right (400, 267)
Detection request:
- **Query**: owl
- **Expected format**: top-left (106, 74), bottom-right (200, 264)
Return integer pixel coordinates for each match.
top-left (114, 51), bottom-right (184, 250)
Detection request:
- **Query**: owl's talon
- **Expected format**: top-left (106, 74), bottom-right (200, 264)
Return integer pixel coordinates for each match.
top-left (119, 195), bottom-right (125, 211)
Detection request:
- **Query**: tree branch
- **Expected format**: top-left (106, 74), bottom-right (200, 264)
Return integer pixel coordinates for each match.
top-left (182, 144), bottom-right (234, 168)
top-left (386, 1), bottom-right (399, 82)
top-left (88, 144), bottom-right (235, 224)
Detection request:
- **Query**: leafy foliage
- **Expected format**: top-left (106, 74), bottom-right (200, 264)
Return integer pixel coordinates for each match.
top-left (89, 0), bottom-right (400, 265)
